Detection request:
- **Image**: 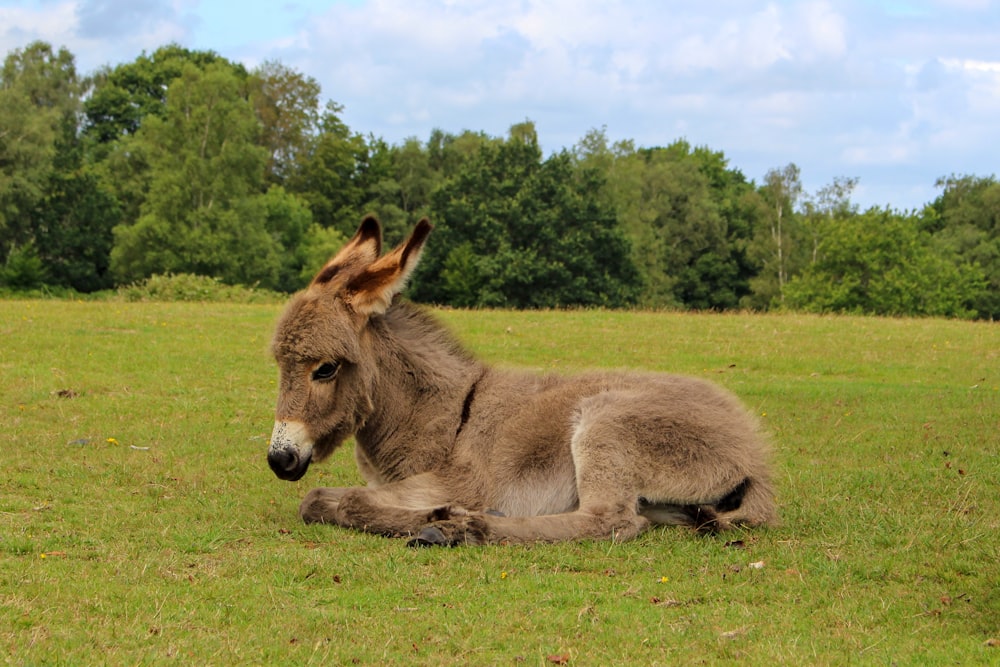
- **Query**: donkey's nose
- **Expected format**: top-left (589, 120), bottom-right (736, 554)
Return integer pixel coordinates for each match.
top-left (268, 447), bottom-right (308, 481)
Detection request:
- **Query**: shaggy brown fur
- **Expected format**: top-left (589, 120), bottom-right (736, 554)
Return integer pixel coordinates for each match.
top-left (267, 216), bottom-right (777, 546)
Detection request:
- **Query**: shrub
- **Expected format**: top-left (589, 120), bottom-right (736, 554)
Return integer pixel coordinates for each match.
top-left (117, 273), bottom-right (284, 303)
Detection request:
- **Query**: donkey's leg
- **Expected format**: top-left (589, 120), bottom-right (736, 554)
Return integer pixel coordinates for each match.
top-left (409, 503), bottom-right (650, 546)
top-left (410, 387), bottom-right (775, 546)
top-left (407, 455), bottom-right (652, 545)
top-left (300, 473), bottom-right (459, 537)
top-left (298, 486), bottom-right (352, 523)
top-left (410, 403), bottom-right (655, 546)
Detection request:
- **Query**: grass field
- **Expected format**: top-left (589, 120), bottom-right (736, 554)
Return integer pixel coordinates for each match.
top-left (1, 300), bottom-right (998, 665)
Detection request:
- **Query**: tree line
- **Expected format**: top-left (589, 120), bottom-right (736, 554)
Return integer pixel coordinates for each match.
top-left (1, 41), bottom-right (997, 319)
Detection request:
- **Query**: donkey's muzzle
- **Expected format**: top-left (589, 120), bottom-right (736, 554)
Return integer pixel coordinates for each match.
top-left (268, 447), bottom-right (310, 481)
top-left (268, 420), bottom-right (313, 481)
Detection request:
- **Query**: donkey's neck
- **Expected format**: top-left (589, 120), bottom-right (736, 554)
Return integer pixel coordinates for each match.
top-left (356, 303), bottom-right (484, 481)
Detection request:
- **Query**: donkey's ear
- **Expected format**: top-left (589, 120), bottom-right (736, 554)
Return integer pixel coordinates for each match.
top-left (346, 218), bottom-right (433, 316)
top-left (310, 215), bottom-right (383, 288)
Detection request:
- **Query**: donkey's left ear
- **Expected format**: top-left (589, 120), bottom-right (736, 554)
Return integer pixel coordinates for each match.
top-left (346, 219), bottom-right (433, 316)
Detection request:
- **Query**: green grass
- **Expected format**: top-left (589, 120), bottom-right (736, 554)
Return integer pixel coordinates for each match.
top-left (2, 301), bottom-right (998, 665)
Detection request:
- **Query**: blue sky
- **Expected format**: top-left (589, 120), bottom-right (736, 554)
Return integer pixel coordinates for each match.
top-left (2, 0), bottom-right (998, 210)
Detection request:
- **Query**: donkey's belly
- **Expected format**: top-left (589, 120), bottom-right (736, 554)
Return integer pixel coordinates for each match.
top-left (494, 467), bottom-right (579, 517)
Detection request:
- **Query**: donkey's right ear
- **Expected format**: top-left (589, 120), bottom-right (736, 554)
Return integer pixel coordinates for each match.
top-left (310, 215), bottom-right (383, 288)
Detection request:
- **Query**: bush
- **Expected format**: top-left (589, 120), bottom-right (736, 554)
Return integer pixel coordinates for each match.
top-left (0, 243), bottom-right (48, 290)
top-left (783, 209), bottom-right (985, 319)
top-left (117, 273), bottom-right (285, 304)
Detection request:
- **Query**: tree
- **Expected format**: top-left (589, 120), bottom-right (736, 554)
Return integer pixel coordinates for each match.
top-left (85, 46), bottom-right (249, 228)
top-left (427, 128), bottom-right (494, 177)
top-left (365, 136), bottom-right (437, 244)
top-left (749, 163), bottom-right (803, 307)
top-left (801, 176), bottom-right (858, 265)
top-left (0, 41), bottom-right (78, 260)
top-left (414, 122), bottom-right (639, 308)
top-left (83, 44), bottom-right (245, 147)
top-left (284, 103), bottom-right (368, 236)
top-left (925, 174), bottom-right (1000, 319)
top-left (32, 116), bottom-right (120, 291)
top-left (248, 60), bottom-right (322, 185)
top-left (783, 208), bottom-right (984, 318)
top-left (575, 132), bottom-right (758, 309)
top-left (0, 41), bottom-right (117, 291)
top-left (256, 184), bottom-right (315, 292)
top-left (363, 129), bottom-right (493, 246)
top-left (110, 62), bottom-right (283, 288)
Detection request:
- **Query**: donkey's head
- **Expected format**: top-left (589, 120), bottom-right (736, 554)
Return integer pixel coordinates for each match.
top-left (267, 216), bottom-right (432, 481)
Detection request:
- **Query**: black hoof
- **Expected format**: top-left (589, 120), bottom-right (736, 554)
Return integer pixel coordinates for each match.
top-left (406, 525), bottom-right (452, 548)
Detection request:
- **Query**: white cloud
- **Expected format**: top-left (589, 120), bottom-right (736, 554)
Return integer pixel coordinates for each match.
top-left (0, 3), bottom-right (78, 57)
top-left (0, 0), bottom-right (192, 73)
top-left (794, 2), bottom-right (848, 59)
top-left (940, 57), bottom-right (1000, 73)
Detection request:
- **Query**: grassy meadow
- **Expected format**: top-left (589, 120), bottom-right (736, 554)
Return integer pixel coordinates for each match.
top-left (1, 299), bottom-right (998, 665)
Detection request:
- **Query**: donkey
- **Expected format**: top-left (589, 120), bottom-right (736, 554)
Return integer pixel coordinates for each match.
top-left (267, 216), bottom-right (777, 546)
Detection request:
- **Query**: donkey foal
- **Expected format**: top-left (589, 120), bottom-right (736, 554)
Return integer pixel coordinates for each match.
top-left (267, 216), bottom-right (777, 546)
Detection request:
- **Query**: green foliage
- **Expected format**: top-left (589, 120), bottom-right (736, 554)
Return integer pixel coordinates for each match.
top-left (0, 42), bottom-right (81, 258)
top-left (926, 174), bottom-right (1000, 319)
top-left (0, 41), bottom-right (119, 293)
top-left (83, 45), bottom-right (250, 256)
top-left (0, 241), bottom-right (46, 288)
top-left (83, 43), bottom-right (245, 147)
top-left (415, 124), bottom-right (639, 308)
top-left (5, 41), bottom-right (1000, 316)
top-left (256, 185), bottom-right (315, 291)
top-left (284, 103), bottom-right (369, 236)
top-left (110, 62), bottom-right (282, 288)
top-left (33, 116), bottom-right (120, 292)
top-left (363, 129), bottom-right (493, 246)
top-left (116, 273), bottom-right (283, 303)
top-left (744, 163), bottom-right (804, 309)
top-left (248, 60), bottom-right (322, 185)
top-left (295, 223), bottom-right (349, 287)
top-left (784, 208), bottom-right (985, 318)
top-left (575, 132), bottom-right (760, 309)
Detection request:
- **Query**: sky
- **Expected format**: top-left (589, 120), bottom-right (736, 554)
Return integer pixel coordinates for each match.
top-left (2, 0), bottom-right (998, 211)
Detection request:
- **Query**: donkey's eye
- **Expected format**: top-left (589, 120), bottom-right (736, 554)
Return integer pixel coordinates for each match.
top-left (311, 362), bottom-right (340, 382)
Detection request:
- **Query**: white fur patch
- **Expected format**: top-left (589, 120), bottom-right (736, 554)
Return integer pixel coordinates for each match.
top-left (269, 420), bottom-right (314, 459)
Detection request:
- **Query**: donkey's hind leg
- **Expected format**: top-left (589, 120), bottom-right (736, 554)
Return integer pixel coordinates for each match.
top-left (410, 398), bottom-right (659, 546)
top-left (410, 386), bottom-right (775, 546)
top-left (408, 500), bottom-right (651, 546)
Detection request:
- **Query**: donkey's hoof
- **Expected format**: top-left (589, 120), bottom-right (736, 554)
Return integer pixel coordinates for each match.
top-left (407, 525), bottom-right (452, 548)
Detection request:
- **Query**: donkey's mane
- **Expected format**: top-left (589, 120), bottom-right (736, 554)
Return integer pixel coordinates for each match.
top-left (381, 300), bottom-right (477, 365)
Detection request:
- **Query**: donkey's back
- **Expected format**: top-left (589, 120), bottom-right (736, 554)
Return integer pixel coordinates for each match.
top-left (268, 216), bottom-right (777, 545)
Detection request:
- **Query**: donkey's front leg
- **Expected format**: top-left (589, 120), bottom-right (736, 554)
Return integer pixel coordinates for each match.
top-left (300, 473), bottom-right (460, 538)
top-left (299, 486), bottom-right (352, 524)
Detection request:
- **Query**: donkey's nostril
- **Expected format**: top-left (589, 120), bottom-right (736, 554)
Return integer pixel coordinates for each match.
top-left (268, 448), bottom-right (308, 481)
